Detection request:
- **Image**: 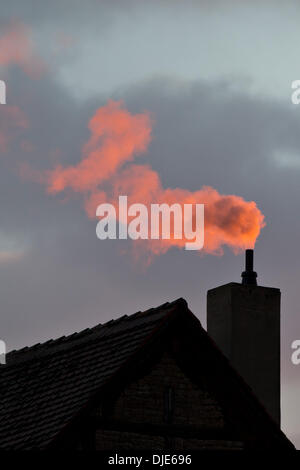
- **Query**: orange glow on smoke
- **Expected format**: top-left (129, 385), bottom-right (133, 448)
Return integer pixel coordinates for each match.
top-left (28, 100), bottom-right (265, 256)
top-left (46, 100), bottom-right (152, 193)
top-left (108, 167), bottom-right (264, 254)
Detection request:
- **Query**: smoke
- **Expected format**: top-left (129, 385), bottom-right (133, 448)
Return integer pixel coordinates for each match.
top-left (0, 21), bottom-right (45, 78)
top-left (45, 100), bottom-right (152, 193)
top-left (26, 100), bottom-right (265, 256)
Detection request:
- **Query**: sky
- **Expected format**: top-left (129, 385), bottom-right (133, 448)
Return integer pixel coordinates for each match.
top-left (0, 0), bottom-right (300, 447)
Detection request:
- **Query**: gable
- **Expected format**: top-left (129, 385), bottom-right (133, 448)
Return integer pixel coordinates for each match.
top-left (92, 350), bottom-right (244, 451)
top-left (112, 351), bottom-right (225, 429)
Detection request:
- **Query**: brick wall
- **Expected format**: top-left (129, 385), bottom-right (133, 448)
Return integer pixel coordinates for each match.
top-left (94, 351), bottom-right (230, 450)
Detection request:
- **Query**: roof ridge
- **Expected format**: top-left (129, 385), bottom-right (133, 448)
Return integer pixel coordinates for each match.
top-left (5, 298), bottom-right (186, 366)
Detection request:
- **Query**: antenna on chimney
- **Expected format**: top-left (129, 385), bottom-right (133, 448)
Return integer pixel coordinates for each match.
top-left (241, 249), bottom-right (257, 285)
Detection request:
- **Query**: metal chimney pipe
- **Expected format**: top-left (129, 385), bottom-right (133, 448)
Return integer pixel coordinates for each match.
top-left (241, 249), bottom-right (257, 285)
top-left (245, 249), bottom-right (254, 272)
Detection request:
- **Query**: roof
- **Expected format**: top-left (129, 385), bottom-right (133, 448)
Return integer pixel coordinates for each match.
top-left (0, 299), bottom-right (184, 450)
top-left (0, 298), bottom-right (295, 450)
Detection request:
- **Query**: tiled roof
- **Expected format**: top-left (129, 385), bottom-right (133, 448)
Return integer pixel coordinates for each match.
top-left (0, 299), bottom-right (181, 449)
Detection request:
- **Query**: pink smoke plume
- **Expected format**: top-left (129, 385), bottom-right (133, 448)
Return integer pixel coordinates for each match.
top-left (25, 100), bottom-right (265, 256)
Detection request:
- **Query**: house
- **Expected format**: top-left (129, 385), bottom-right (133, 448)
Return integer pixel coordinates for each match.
top-left (0, 276), bottom-right (295, 450)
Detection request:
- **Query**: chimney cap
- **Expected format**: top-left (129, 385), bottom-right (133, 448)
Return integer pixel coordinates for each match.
top-left (241, 249), bottom-right (257, 285)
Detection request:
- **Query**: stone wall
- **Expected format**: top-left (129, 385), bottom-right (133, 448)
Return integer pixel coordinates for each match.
top-left (95, 351), bottom-right (227, 450)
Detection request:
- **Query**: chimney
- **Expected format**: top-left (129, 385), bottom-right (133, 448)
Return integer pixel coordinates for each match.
top-left (207, 249), bottom-right (280, 425)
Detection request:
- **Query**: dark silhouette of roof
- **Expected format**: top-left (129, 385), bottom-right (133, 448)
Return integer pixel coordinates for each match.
top-left (0, 298), bottom-right (295, 450)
